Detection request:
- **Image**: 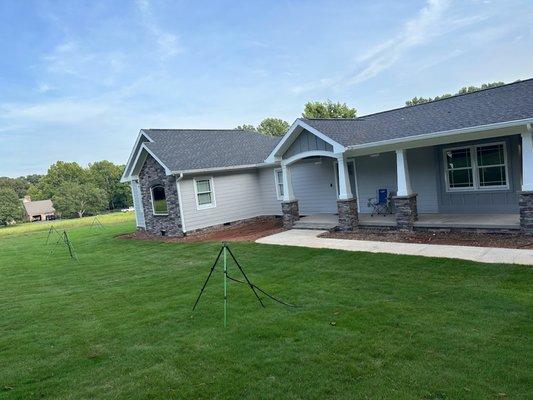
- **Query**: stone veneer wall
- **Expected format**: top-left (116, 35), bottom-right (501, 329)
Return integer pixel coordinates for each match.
top-left (281, 200), bottom-right (299, 228)
top-left (337, 198), bottom-right (358, 231)
top-left (139, 155), bottom-right (183, 237)
top-left (393, 194), bottom-right (418, 231)
top-left (519, 191), bottom-right (533, 234)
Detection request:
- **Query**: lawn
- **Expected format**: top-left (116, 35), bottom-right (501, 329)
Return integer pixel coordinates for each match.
top-left (0, 213), bottom-right (531, 399)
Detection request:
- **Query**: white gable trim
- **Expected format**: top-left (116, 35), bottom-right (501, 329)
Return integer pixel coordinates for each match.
top-left (121, 130), bottom-right (155, 182)
top-left (265, 119), bottom-right (345, 163)
top-left (122, 143), bottom-right (172, 182)
top-left (283, 150), bottom-right (339, 166)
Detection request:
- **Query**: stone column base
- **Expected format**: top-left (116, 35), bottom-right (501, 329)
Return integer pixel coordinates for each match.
top-left (281, 200), bottom-right (299, 228)
top-left (519, 191), bottom-right (533, 234)
top-left (337, 198), bottom-right (358, 231)
top-left (393, 194), bottom-right (418, 231)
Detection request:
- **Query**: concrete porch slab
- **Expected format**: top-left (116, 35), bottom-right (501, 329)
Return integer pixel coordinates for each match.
top-left (256, 229), bottom-right (533, 266)
top-left (297, 213), bottom-right (520, 230)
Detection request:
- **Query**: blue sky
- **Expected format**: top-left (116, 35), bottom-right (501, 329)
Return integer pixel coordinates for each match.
top-left (1, 0), bottom-right (532, 177)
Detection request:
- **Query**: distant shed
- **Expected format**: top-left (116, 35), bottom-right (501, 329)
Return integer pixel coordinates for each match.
top-left (22, 196), bottom-right (56, 222)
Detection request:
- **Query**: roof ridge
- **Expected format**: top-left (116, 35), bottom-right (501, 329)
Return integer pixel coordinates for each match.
top-left (302, 78), bottom-right (532, 121)
top-left (358, 78), bottom-right (531, 118)
top-left (143, 128), bottom-right (255, 132)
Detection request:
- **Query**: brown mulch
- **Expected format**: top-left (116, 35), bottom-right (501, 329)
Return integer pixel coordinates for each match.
top-left (117, 217), bottom-right (284, 243)
top-left (320, 229), bottom-right (533, 249)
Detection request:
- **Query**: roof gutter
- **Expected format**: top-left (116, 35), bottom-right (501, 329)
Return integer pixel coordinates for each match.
top-left (345, 117), bottom-right (533, 152)
top-left (170, 161), bottom-right (280, 176)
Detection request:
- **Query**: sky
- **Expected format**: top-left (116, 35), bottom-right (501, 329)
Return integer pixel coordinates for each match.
top-left (1, 0), bottom-right (532, 177)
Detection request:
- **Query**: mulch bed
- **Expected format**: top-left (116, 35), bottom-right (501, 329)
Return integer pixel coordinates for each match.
top-left (320, 229), bottom-right (533, 249)
top-left (117, 217), bottom-right (284, 243)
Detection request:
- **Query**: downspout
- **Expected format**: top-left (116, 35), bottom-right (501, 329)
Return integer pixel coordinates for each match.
top-left (174, 173), bottom-right (187, 234)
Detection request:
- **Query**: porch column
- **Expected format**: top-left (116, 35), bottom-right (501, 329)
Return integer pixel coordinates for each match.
top-left (393, 149), bottom-right (418, 231)
top-left (281, 162), bottom-right (299, 228)
top-left (336, 154), bottom-right (358, 231)
top-left (519, 126), bottom-right (533, 234)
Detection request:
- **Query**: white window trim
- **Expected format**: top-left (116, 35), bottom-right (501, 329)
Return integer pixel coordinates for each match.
top-left (150, 185), bottom-right (169, 216)
top-left (274, 168), bottom-right (284, 201)
top-left (443, 141), bottom-right (510, 192)
top-left (193, 176), bottom-right (216, 210)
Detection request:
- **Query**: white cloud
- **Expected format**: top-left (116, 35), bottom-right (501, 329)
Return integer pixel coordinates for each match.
top-left (1, 100), bottom-right (107, 124)
top-left (291, 0), bottom-right (489, 94)
top-left (135, 0), bottom-right (182, 58)
top-left (348, 0), bottom-right (452, 85)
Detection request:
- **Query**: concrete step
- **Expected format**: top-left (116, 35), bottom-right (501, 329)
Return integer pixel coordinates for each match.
top-left (292, 222), bottom-right (338, 230)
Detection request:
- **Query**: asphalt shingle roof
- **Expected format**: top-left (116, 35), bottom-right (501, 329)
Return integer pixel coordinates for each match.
top-left (23, 200), bottom-right (55, 216)
top-left (138, 80), bottom-right (532, 172)
top-left (142, 129), bottom-right (280, 172)
top-left (302, 79), bottom-right (533, 147)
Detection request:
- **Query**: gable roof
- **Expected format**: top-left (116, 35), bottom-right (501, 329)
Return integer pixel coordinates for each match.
top-left (23, 199), bottom-right (55, 216)
top-left (140, 129), bottom-right (280, 173)
top-left (301, 79), bottom-right (533, 148)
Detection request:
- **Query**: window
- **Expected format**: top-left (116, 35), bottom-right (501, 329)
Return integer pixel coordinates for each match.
top-left (444, 142), bottom-right (508, 191)
top-left (151, 185), bottom-right (168, 215)
top-left (194, 177), bottom-right (215, 209)
top-left (274, 169), bottom-right (284, 200)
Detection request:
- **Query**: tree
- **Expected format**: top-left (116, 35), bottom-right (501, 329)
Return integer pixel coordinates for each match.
top-left (0, 177), bottom-right (30, 198)
top-left (302, 100), bottom-right (357, 119)
top-left (0, 188), bottom-right (23, 225)
top-left (37, 161), bottom-right (87, 199)
top-left (52, 182), bottom-right (107, 218)
top-left (257, 118), bottom-right (290, 136)
top-left (405, 81), bottom-right (506, 106)
top-left (235, 124), bottom-right (257, 132)
top-left (88, 161), bottom-right (131, 210)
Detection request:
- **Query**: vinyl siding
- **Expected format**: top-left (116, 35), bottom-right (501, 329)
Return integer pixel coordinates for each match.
top-left (354, 152), bottom-right (397, 213)
top-left (284, 129), bottom-right (333, 158)
top-left (180, 169), bottom-right (265, 232)
top-left (258, 167), bottom-right (283, 215)
top-left (291, 158), bottom-right (338, 214)
top-left (406, 147), bottom-right (439, 213)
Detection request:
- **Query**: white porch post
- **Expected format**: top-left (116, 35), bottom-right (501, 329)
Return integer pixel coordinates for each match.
top-left (336, 154), bottom-right (353, 200)
top-left (519, 125), bottom-right (533, 234)
top-left (281, 162), bottom-right (296, 201)
top-left (395, 149), bottom-right (413, 197)
top-left (521, 126), bottom-right (533, 191)
top-left (394, 148), bottom-right (417, 230)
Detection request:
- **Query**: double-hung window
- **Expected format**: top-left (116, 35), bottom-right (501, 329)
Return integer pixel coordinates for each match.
top-left (274, 169), bottom-right (284, 200)
top-left (444, 142), bottom-right (509, 191)
top-left (194, 177), bottom-right (215, 209)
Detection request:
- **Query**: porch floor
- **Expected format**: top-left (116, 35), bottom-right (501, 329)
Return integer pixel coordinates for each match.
top-left (297, 213), bottom-right (520, 230)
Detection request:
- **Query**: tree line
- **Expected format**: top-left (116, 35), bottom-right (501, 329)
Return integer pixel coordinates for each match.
top-left (0, 161), bottom-right (131, 225)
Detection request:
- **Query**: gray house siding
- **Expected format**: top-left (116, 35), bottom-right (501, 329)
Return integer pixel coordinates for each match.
top-left (406, 146), bottom-right (439, 213)
top-left (258, 167), bottom-right (283, 216)
top-left (284, 129), bottom-right (333, 159)
top-left (353, 152), bottom-right (397, 213)
top-left (435, 135), bottom-right (520, 213)
top-left (291, 157), bottom-right (337, 214)
top-left (180, 169), bottom-right (265, 232)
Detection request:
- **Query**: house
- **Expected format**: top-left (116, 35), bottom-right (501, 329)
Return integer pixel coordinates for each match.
top-left (22, 196), bottom-right (56, 222)
top-left (121, 79), bottom-right (533, 236)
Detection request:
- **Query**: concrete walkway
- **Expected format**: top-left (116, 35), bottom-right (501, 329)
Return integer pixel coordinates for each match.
top-left (256, 229), bottom-right (533, 266)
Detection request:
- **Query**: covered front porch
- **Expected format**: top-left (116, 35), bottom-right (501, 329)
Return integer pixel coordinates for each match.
top-left (294, 213), bottom-right (520, 230)
top-left (268, 119), bottom-right (533, 234)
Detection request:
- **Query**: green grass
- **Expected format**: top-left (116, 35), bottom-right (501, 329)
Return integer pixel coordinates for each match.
top-left (0, 214), bottom-right (531, 399)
